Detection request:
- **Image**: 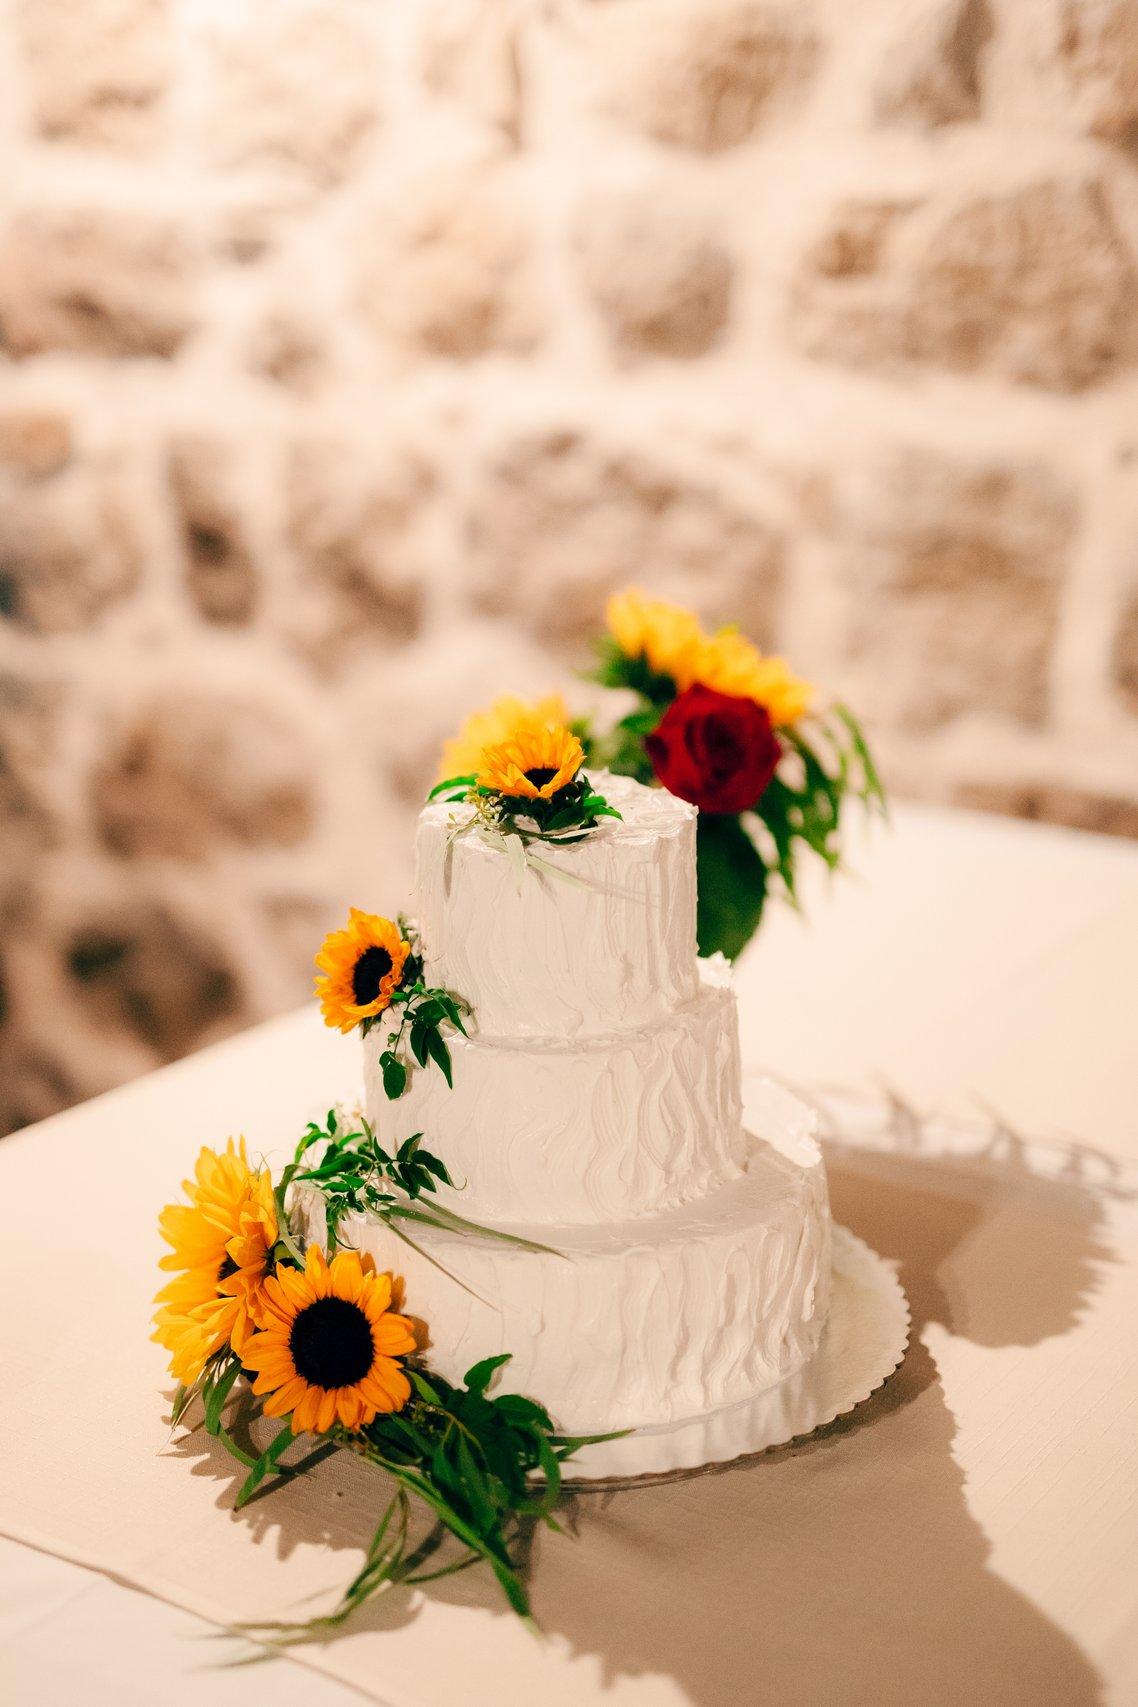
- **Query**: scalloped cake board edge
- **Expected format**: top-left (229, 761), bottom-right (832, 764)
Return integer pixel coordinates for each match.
top-left (561, 1225), bottom-right (911, 1486)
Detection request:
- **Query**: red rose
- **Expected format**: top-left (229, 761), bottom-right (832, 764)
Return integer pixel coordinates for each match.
top-left (645, 683), bottom-right (780, 814)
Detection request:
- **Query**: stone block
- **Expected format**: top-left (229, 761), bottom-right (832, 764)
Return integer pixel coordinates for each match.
top-left (594, 0), bottom-right (817, 152)
top-left (0, 207), bottom-right (196, 358)
top-left (93, 690), bottom-right (316, 857)
top-left (466, 428), bottom-right (784, 645)
top-left (793, 179), bottom-right (1138, 392)
top-left (804, 446), bottom-right (1076, 727)
top-left (574, 185), bottom-right (733, 358)
top-left (168, 435), bottom-right (257, 626)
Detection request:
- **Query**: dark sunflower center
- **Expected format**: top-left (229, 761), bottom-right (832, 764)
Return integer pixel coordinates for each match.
top-left (289, 1296), bottom-right (375, 1390)
top-left (217, 1254), bottom-right (239, 1283)
top-left (352, 945), bottom-right (393, 1006)
top-left (524, 767), bottom-right (558, 789)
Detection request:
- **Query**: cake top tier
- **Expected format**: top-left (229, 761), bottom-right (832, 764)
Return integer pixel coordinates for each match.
top-left (414, 771), bottom-right (699, 1040)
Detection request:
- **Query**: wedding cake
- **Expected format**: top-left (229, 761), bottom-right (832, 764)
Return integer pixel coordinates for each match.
top-left (153, 607), bottom-right (899, 1630)
top-left (315, 771), bottom-right (832, 1436)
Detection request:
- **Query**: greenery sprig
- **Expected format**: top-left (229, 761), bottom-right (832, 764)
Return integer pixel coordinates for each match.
top-left (590, 633), bottom-right (680, 706)
top-left (280, 1107), bottom-right (559, 1268)
top-left (429, 770), bottom-right (621, 847)
top-left (192, 1347), bottom-right (621, 1641)
top-left (360, 927), bottom-right (469, 1099)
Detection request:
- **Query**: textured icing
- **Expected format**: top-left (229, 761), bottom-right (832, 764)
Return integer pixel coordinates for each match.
top-left (341, 775), bottom-right (833, 1435)
top-left (295, 1106), bottom-right (831, 1434)
top-left (414, 771), bottom-right (698, 1039)
top-left (365, 958), bottom-right (745, 1226)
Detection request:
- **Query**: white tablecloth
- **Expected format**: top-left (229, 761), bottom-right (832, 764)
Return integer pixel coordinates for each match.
top-left (2, 804), bottom-right (1137, 1706)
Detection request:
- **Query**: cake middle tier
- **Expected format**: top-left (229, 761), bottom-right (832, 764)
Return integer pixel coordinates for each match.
top-left (365, 958), bottom-right (745, 1225)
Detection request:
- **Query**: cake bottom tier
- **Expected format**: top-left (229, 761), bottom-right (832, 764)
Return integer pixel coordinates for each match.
top-left (294, 1088), bottom-right (831, 1433)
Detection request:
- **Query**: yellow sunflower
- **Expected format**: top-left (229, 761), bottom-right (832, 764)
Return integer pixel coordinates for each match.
top-left (477, 723), bottom-right (584, 801)
top-left (314, 909), bottom-right (410, 1034)
top-left (606, 589), bottom-right (703, 686)
top-left (685, 630), bottom-right (814, 725)
top-left (153, 1139), bottom-right (278, 1386)
top-left (606, 587), bottom-right (813, 724)
top-left (438, 693), bottom-right (569, 783)
top-left (243, 1245), bottom-right (417, 1435)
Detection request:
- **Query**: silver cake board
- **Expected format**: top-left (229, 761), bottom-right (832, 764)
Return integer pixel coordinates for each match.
top-left (562, 1225), bottom-right (910, 1487)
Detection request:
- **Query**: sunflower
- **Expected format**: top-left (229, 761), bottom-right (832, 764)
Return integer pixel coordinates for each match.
top-left (438, 693), bottom-right (569, 783)
top-left (152, 1139), bottom-right (278, 1386)
top-left (685, 630), bottom-right (814, 725)
top-left (243, 1245), bottom-right (417, 1434)
top-left (606, 589), bottom-right (703, 686)
top-left (314, 909), bottom-right (410, 1034)
top-left (477, 722), bottom-right (584, 801)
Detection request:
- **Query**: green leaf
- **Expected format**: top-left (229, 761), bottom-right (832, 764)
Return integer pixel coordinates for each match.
top-left (425, 1027), bottom-right (453, 1087)
top-left (617, 706), bottom-right (663, 738)
top-left (409, 1020), bottom-right (430, 1068)
top-left (380, 1050), bottom-right (407, 1100)
top-left (213, 1423), bottom-right (258, 1470)
top-left (203, 1356), bottom-right (243, 1436)
top-left (695, 813), bottom-right (768, 959)
top-left (419, 1151), bottom-right (454, 1186)
top-left (234, 1421), bottom-right (298, 1509)
top-left (398, 1200), bottom-right (562, 1257)
top-left (754, 776), bottom-right (800, 903)
top-left (397, 1132), bottom-right (422, 1164)
top-left (456, 1434), bottom-right (498, 1533)
top-left (169, 1379), bottom-right (201, 1429)
top-left (551, 1425), bottom-right (632, 1455)
top-left (494, 1393), bottom-right (552, 1429)
top-left (586, 638), bottom-right (675, 706)
top-left (409, 1368), bottom-right (444, 1405)
top-left (532, 1431), bottom-right (562, 1517)
top-left (832, 703), bottom-right (887, 809)
top-left (427, 773), bottom-right (476, 800)
top-left (464, 1353), bottom-right (512, 1394)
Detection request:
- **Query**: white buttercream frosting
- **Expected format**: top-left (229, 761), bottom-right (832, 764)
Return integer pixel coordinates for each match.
top-left (296, 1094), bottom-right (831, 1434)
top-left (414, 771), bottom-right (698, 1040)
top-left (338, 774), bottom-right (833, 1435)
top-left (365, 957), bottom-right (745, 1226)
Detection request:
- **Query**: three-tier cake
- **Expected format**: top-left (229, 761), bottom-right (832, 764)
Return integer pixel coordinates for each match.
top-left (300, 772), bottom-right (832, 1438)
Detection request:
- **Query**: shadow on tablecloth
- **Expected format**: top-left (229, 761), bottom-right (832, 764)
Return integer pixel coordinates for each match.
top-left (524, 1094), bottom-right (1114, 1707)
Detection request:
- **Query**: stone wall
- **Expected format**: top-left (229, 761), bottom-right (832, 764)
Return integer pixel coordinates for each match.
top-left (2, 0), bottom-right (1138, 1132)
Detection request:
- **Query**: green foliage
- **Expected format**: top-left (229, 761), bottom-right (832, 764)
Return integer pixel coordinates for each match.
top-left (695, 814), bottom-right (768, 959)
top-left (585, 706), bottom-right (659, 786)
top-left (283, 1107), bottom-right (559, 1266)
top-left (199, 1351), bottom-right (259, 1472)
top-left (752, 705), bottom-right (886, 913)
top-left (429, 769), bottom-right (622, 847)
top-left (231, 1356), bottom-right (625, 1641)
top-left (230, 1422), bottom-right (337, 1511)
top-left (359, 925), bottom-right (469, 1099)
top-left (587, 636), bottom-right (676, 706)
top-left (516, 772), bottom-right (622, 837)
top-left (290, 1107), bottom-right (454, 1233)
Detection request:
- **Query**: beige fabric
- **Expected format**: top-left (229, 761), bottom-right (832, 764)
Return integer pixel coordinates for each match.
top-left (2, 804), bottom-right (1137, 1705)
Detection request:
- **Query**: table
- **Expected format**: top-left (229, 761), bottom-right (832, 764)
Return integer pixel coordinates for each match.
top-left (2, 804), bottom-right (1136, 1706)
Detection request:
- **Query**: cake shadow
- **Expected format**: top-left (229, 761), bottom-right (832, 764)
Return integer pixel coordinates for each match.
top-left (527, 1097), bottom-right (1112, 1706)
